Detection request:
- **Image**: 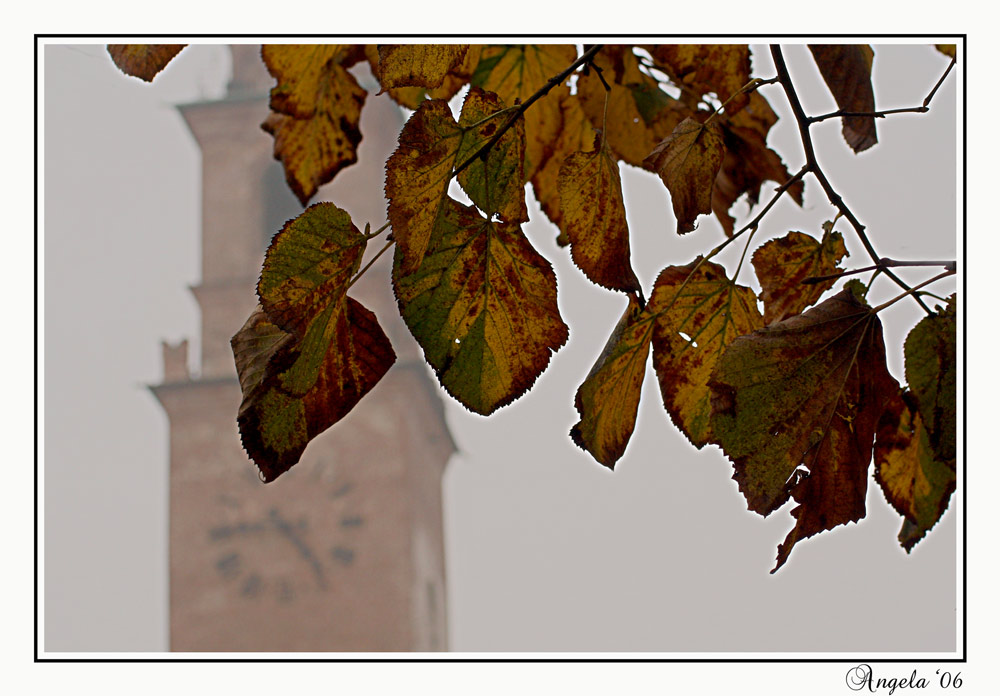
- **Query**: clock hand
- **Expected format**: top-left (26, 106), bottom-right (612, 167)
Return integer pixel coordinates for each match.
top-left (268, 507), bottom-right (327, 590)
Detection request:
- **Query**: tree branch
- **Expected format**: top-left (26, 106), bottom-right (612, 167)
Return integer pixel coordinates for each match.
top-left (451, 44), bottom-right (604, 180)
top-left (802, 258), bottom-right (957, 285)
top-left (769, 44), bottom-right (933, 314)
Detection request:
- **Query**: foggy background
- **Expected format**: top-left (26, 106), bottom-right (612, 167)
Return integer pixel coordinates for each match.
top-left (41, 40), bottom-right (959, 654)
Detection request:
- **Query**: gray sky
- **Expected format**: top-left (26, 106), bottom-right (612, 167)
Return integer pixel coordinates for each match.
top-left (41, 40), bottom-right (960, 659)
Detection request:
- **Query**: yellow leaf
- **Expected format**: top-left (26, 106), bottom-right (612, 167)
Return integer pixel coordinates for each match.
top-left (366, 44), bottom-right (482, 110)
top-left (751, 228), bottom-right (848, 324)
top-left (576, 46), bottom-right (690, 169)
top-left (472, 45), bottom-right (578, 179)
top-left (557, 135), bottom-right (640, 292)
top-left (648, 259), bottom-right (763, 448)
top-left (376, 44), bottom-right (470, 91)
top-left (570, 296), bottom-right (652, 468)
top-left (645, 117), bottom-right (726, 234)
top-left (262, 45), bottom-right (367, 204)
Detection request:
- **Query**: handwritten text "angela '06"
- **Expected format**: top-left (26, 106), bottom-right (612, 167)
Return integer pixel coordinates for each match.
top-left (846, 665), bottom-right (963, 695)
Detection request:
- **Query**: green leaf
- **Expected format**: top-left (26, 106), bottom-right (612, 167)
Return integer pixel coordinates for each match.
top-left (392, 198), bottom-right (568, 415)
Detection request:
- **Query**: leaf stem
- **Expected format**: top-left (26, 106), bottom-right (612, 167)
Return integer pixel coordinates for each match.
top-left (451, 44), bottom-right (604, 180)
top-left (347, 236), bottom-right (395, 291)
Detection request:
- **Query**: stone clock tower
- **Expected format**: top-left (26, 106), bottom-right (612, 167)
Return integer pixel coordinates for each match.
top-left (151, 46), bottom-right (453, 652)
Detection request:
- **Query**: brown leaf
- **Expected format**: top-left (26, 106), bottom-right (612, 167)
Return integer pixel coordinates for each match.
top-left (808, 45), bottom-right (878, 153)
top-left (107, 44), bottom-right (186, 82)
top-left (570, 296), bottom-right (652, 468)
top-left (709, 287), bottom-right (896, 571)
top-left (711, 92), bottom-right (804, 236)
top-left (646, 44), bottom-right (751, 114)
top-left (648, 259), bottom-right (763, 448)
top-left (556, 135), bottom-right (641, 293)
top-left (645, 117), bottom-right (726, 234)
top-left (935, 44), bottom-right (957, 60)
top-left (751, 227), bottom-right (849, 324)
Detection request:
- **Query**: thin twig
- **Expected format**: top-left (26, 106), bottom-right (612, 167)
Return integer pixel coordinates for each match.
top-left (451, 44), bottom-right (604, 181)
top-left (802, 258), bottom-right (956, 285)
top-left (872, 269), bottom-right (956, 314)
top-left (769, 44), bottom-right (933, 315)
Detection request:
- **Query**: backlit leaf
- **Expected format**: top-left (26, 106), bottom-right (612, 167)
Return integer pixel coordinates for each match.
top-left (874, 390), bottom-right (955, 552)
top-left (455, 87), bottom-right (528, 223)
top-left (808, 45), bottom-right (878, 153)
top-left (262, 45), bottom-right (367, 204)
top-left (366, 44), bottom-right (481, 110)
top-left (386, 91), bottom-right (527, 275)
top-left (392, 198), bottom-right (568, 415)
top-left (576, 46), bottom-right (690, 169)
top-left (570, 296), bottom-right (652, 468)
top-left (385, 99), bottom-right (464, 274)
top-left (376, 44), bottom-right (469, 91)
top-left (232, 204), bottom-right (396, 481)
top-left (646, 44), bottom-right (751, 114)
top-left (645, 117), bottom-right (726, 235)
top-left (107, 44), bottom-right (186, 82)
top-left (751, 227), bottom-right (848, 324)
top-left (904, 295), bottom-right (956, 463)
top-left (648, 259), bottom-right (763, 448)
top-left (557, 134), bottom-right (641, 293)
top-left (530, 96), bottom-right (597, 241)
top-left (472, 44), bottom-right (578, 179)
top-left (709, 288), bottom-right (896, 572)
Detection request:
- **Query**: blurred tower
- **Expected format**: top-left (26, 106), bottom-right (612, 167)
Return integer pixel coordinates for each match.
top-left (151, 46), bottom-right (453, 652)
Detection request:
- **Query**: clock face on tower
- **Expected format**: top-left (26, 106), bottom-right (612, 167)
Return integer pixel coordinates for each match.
top-left (205, 459), bottom-right (365, 605)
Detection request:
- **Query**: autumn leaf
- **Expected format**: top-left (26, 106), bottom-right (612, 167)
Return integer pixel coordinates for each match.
top-left (936, 44), bottom-right (957, 59)
top-left (385, 90), bottom-right (527, 275)
top-left (392, 198), bottom-right (568, 415)
top-left (648, 259), bottom-right (763, 448)
top-left (712, 91), bottom-right (804, 236)
top-left (530, 96), bottom-right (596, 240)
top-left (472, 44), bottom-right (578, 179)
top-left (570, 296), bottom-right (652, 468)
top-left (645, 117), bottom-right (726, 235)
top-left (366, 44), bottom-right (481, 110)
top-left (709, 287), bottom-right (896, 572)
top-left (576, 46), bottom-right (690, 169)
top-left (646, 44), bottom-right (751, 114)
top-left (751, 226), bottom-right (848, 324)
top-left (874, 390), bottom-right (955, 552)
top-left (808, 45), bottom-right (878, 153)
top-left (107, 44), bottom-right (186, 82)
top-left (232, 204), bottom-right (396, 481)
top-left (904, 295), bottom-right (957, 464)
top-left (376, 44), bottom-right (469, 91)
top-left (455, 87), bottom-right (528, 223)
top-left (556, 133), bottom-right (641, 293)
top-left (261, 45), bottom-right (367, 205)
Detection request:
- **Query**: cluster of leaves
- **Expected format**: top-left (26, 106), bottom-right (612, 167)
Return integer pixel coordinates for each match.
top-left (109, 42), bottom-right (957, 572)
